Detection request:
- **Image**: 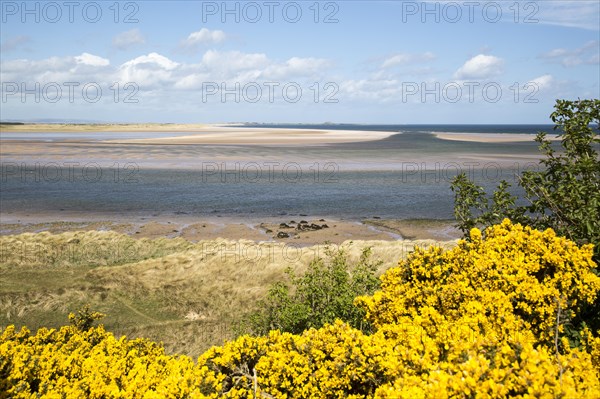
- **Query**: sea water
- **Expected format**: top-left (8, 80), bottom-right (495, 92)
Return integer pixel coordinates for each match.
top-left (0, 124), bottom-right (557, 220)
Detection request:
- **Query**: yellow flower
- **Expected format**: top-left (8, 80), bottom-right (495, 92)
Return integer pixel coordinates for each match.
top-left (2, 221), bottom-right (599, 398)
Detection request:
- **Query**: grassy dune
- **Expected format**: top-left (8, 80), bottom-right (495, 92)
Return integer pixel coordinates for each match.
top-left (0, 230), bottom-right (456, 357)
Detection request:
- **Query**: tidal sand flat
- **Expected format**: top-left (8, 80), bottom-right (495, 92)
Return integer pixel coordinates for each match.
top-left (1, 124), bottom-right (549, 229)
top-left (1, 124), bottom-right (395, 145)
top-left (0, 123), bottom-right (553, 242)
top-left (435, 132), bottom-right (561, 143)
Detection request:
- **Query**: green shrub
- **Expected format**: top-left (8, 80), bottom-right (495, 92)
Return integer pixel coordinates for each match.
top-left (244, 247), bottom-right (381, 335)
top-left (452, 99), bottom-right (599, 259)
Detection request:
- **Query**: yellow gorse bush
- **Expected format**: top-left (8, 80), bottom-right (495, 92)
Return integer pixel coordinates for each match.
top-left (0, 324), bottom-right (206, 399)
top-left (2, 220), bottom-right (599, 398)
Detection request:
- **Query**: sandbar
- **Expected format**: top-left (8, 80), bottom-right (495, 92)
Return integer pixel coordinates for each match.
top-left (435, 132), bottom-right (560, 143)
top-left (1, 124), bottom-right (394, 145)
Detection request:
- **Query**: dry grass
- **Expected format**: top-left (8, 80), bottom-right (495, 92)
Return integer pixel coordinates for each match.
top-left (0, 231), bottom-right (457, 357)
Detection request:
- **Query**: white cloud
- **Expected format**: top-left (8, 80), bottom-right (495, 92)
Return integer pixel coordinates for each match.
top-left (423, 1), bottom-right (599, 31)
top-left (530, 74), bottom-right (554, 90)
top-left (201, 50), bottom-right (268, 72)
top-left (454, 54), bottom-right (504, 80)
top-left (381, 52), bottom-right (435, 68)
top-left (112, 29), bottom-right (145, 50)
top-left (1, 49), bottom-right (334, 95)
top-left (182, 28), bottom-right (226, 49)
top-left (263, 57), bottom-right (331, 79)
top-left (1, 35), bottom-right (31, 52)
top-left (74, 53), bottom-right (110, 67)
top-left (539, 41), bottom-right (599, 67)
top-left (339, 77), bottom-right (401, 101)
top-left (1, 54), bottom-right (112, 91)
top-left (536, 1), bottom-right (600, 30)
top-left (173, 73), bottom-right (211, 90)
top-left (118, 53), bottom-right (180, 88)
top-left (122, 53), bottom-right (179, 70)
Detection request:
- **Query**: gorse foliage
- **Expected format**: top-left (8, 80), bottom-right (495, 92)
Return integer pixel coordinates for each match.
top-left (68, 304), bottom-right (106, 331)
top-left (451, 98), bottom-right (600, 336)
top-left (2, 220), bottom-right (600, 398)
top-left (451, 99), bottom-right (600, 260)
top-left (2, 100), bottom-right (599, 397)
top-left (245, 247), bottom-right (381, 335)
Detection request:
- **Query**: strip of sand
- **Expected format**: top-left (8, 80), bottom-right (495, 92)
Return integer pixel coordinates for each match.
top-left (435, 132), bottom-right (560, 143)
top-left (103, 127), bottom-right (394, 145)
top-left (0, 123), bottom-right (209, 132)
top-left (1, 124), bottom-right (395, 145)
top-left (0, 212), bottom-right (462, 244)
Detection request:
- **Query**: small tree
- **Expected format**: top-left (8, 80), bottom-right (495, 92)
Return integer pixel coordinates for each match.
top-left (245, 247), bottom-right (381, 335)
top-left (451, 99), bottom-right (600, 260)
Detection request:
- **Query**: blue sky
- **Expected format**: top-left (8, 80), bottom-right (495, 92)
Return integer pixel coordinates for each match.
top-left (1, 1), bottom-right (599, 123)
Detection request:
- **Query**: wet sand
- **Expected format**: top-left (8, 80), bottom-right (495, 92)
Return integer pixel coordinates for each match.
top-left (0, 212), bottom-right (461, 245)
top-left (435, 132), bottom-right (560, 143)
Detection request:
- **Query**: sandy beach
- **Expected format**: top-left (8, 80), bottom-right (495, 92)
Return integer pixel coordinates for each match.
top-left (105, 127), bottom-right (395, 145)
top-left (0, 212), bottom-right (461, 244)
top-left (435, 132), bottom-right (560, 143)
top-left (1, 124), bottom-right (395, 145)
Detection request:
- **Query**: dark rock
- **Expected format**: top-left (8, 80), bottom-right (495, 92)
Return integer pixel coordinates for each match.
top-left (277, 232), bottom-right (290, 238)
top-left (321, 224), bottom-right (329, 228)
top-left (300, 220), bottom-right (308, 224)
top-left (373, 216), bottom-right (381, 219)
top-left (265, 229), bottom-right (273, 233)
top-left (310, 224), bottom-right (322, 230)
top-left (289, 220), bottom-right (296, 224)
top-left (319, 219), bottom-right (325, 222)
top-left (300, 214), bottom-right (308, 216)
top-left (279, 223), bottom-right (292, 228)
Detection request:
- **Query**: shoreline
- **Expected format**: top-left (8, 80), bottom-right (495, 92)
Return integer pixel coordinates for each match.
top-left (1, 123), bottom-right (561, 145)
top-left (0, 212), bottom-right (462, 244)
